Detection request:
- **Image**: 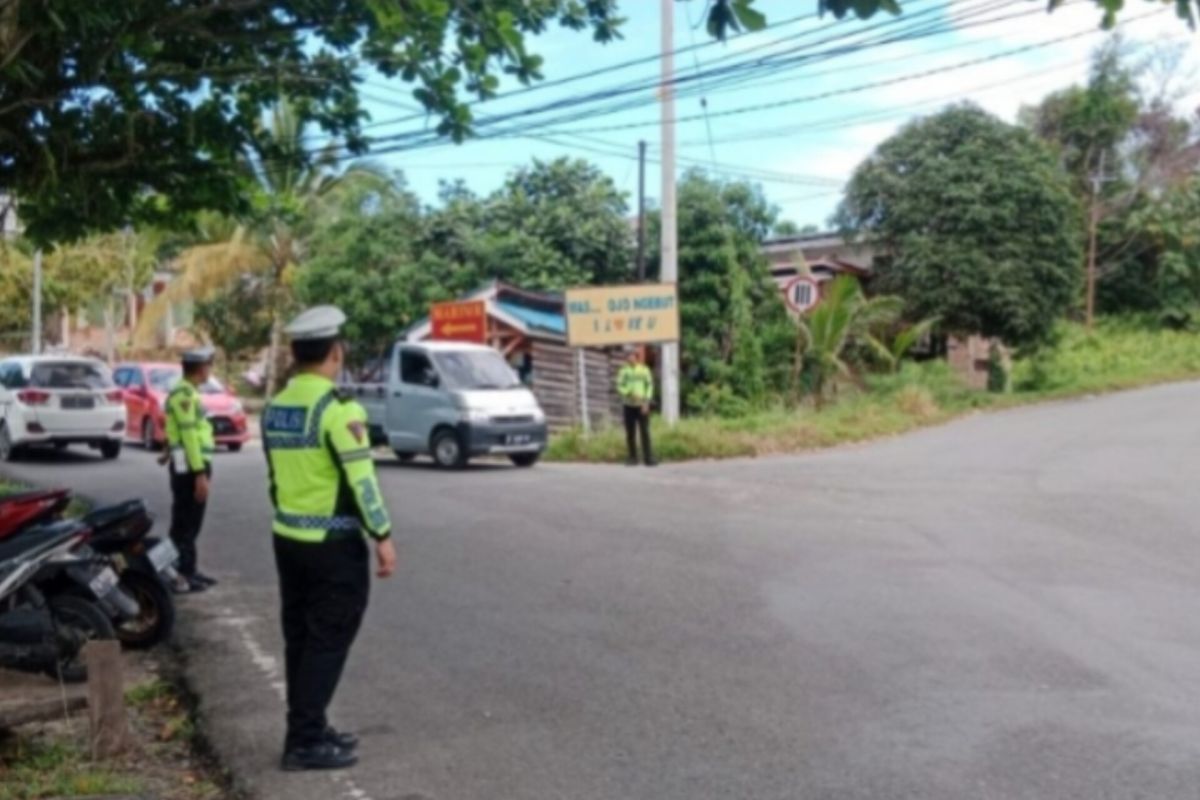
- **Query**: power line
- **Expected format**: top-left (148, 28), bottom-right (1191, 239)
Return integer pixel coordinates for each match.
top-left (350, 0), bottom-right (964, 147)
top-left (521, 10), bottom-right (1165, 137)
top-left (351, 6), bottom-right (830, 134)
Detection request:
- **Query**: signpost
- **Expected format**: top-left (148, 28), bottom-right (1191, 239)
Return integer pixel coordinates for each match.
top-left (564, 284), bottom-right (680, 347)
top-left (430, 300), bottom-right (486, 343)
top-left (565, 284), bottom-right (679, 434)
top-left (784, 276), bottom-right (821, 314)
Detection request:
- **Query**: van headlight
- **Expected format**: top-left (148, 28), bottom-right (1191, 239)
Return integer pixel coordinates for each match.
top-left (531, 407), bottom-right (545, 424)
top-left (460, 408), bottom-right (491, 423)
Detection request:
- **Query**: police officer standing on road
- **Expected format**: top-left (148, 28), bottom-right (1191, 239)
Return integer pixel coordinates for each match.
top-left (263, 305), bottom-right (396, 772)
top-left (163, 347), bottom-right (218, 594)
top-left (618, 345), bottom-right (657, 467)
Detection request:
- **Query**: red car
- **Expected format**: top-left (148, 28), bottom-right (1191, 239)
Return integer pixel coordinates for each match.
top-left (113, 362), bottom-right (250, 452)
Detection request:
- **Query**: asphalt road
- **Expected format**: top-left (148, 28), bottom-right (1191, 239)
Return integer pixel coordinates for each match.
top-left (6, 382), bottom-right (1200, 800)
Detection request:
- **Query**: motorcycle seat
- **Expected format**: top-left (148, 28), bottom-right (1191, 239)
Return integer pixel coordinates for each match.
top-left (0, 521), bottom-right (85, 565)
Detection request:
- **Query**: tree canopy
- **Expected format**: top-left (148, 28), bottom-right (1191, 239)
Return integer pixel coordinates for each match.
top-left (837, 104), bottom-right (1084, 347)
top-left (703, 0), bottom-right (1198, 38)
top-left (0, 1), bottom-right (621, 245)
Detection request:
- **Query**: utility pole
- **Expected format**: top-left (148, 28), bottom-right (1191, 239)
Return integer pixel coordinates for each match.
top-left (1086, 151), bottom-right (1114, 330)
top-left (31, 249), bottom-right (42, 354)
top-left (659, 0), bottom-right (680, 426)
top-left (637, 140), bottom-right (647, 282)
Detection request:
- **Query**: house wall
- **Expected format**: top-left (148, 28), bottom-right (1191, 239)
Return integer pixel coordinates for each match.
top-left (529, 339), bottom-right (621, 431)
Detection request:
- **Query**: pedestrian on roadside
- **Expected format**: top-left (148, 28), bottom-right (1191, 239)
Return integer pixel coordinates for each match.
top-left (263, 305), bottom-right (396, 772)
top-left (618, 345), bottom-right (657, 467)
top-left (163, 347), bottom-right (218, 594)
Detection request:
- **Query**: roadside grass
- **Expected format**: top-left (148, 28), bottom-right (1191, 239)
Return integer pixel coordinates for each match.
top-left (0, 736), bottom-right (143, 800)
top-left (546, 319), bottom-right (1200, 463)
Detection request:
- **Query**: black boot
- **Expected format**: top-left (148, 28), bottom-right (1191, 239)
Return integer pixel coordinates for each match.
top-left (281, 742), bottom-right (358, 772)
top-left (325, 727), bottom-right (359, 750)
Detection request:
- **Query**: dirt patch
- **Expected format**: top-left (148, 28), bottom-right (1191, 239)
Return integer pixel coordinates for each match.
top-left (0, 650), bottom-right (234, 800)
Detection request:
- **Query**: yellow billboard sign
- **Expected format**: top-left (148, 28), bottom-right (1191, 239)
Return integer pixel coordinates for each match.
top-left (565, 284), bottom-right (680, 347)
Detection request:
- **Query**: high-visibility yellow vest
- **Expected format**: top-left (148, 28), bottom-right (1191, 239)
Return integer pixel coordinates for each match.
top-left (263, 373), bottom-right (391, 543)
top-left (165, 380), bottom-right (214, 472)
top-left (617, 363), bottom-right (654, 406)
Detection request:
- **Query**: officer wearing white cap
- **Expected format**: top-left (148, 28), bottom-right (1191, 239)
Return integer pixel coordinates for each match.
top-left (263, 305), bottom-right (396, 771)
top-left (163, 346), bottom-right (218, 592)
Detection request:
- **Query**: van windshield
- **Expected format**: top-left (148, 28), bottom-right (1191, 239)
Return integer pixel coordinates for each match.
top-left (433, 351), bottom-right (522, 391)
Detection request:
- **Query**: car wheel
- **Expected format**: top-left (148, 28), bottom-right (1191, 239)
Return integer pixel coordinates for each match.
top-left (0, 424), bottom-right (19, 462)
top-left (100, 440), bottom-right (121, 460)
top-left (226, 442), bottom-right (242, 453)
top-left (509, 452), bottom-right (541, 468)
top-left (141, 418), bottom-right (159, 451)
top-left (431, 429), bottom-right (467, 470)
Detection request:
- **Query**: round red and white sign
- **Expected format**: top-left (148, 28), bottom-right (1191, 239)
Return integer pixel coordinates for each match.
top-left (784, 276), bottom-right (821, 313)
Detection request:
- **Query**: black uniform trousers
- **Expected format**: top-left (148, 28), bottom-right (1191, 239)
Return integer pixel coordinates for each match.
top-left (169, 463), bottom-right (211, 577)
top-left (273, 533), bottom-right (370, 751)
top-left (623, 404), bottom-right (654, 464)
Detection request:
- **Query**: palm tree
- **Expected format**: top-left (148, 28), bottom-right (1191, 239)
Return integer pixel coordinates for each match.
top-left (794, 275), bottom-right (903, 406)
top-left (136, 99), bottom-right (383, 395)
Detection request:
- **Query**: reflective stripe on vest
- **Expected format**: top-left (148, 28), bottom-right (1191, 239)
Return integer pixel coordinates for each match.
top-left (274, 511), bottom-right (361, 532)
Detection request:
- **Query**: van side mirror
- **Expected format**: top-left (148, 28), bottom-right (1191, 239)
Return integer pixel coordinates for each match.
top-left (421, 368), bottom-right (439, 388)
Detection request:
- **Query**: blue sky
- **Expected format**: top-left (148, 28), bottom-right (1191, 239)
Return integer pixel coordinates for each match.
top-left (352, 0), bottom-right (1197, 231)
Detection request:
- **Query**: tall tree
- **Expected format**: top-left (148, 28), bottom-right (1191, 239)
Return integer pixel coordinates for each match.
top-left (136, 100), bottom-right (383, 394)
top-left (1, 2), bottom-right (622, 244)
top-left (420, 158), bottom-right (633, 291)
top-left (1024, 41), bottom-right (1200, 321)
top-left (649, 171), bottom-right (791, 414)
top-left (297, 174), bottom-right (445, 362)
top-left (837, 104), bottom-right (1084, 348)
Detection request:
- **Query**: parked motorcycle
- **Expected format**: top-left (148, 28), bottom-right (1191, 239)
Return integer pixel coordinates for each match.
top-left (82, 500), bottom-right (176, 649)
top-left (0, 491), bottom-right (175, 648)
top-left (0, 520), bottom-right (119, 682)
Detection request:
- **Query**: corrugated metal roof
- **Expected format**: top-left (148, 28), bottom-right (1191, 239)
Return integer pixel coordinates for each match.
top-left (496, 300), bottom-right (566, 335)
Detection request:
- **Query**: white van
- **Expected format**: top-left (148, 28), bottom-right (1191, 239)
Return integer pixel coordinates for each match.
top-left (342, 341), bottom-right (547, 469)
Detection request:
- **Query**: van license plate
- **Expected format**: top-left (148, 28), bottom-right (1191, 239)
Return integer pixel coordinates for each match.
top-left (505, 434), bottom-right (532, 445)
top-left (148, 540), bottom-right (179, 572)
top-left (89, 567), bottom-right (120, 598)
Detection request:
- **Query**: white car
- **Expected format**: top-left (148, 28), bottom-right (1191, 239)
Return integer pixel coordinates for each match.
top-left (0, 355), bottom-right (126, 461)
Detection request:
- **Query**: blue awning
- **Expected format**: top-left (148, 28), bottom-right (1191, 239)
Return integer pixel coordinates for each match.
top-left (496, 300), bottom-right (566, 336)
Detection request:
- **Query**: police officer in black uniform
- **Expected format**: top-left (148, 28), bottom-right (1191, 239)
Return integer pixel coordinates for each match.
top-left (263, 306), bottom-right (396, 772)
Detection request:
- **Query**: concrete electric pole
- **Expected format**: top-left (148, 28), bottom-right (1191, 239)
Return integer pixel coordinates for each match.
top-left (637, 140), bottom-right (647, 282)
top-left (1086, 151), bottom-right (1116, 331)
top-left (31, 248), bottom-right (42, 355)
top-left (660, 0), bottom-right (680, 425)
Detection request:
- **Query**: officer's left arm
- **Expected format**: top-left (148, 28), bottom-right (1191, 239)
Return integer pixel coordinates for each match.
top-left (327, 401), bottom-right (392, 540)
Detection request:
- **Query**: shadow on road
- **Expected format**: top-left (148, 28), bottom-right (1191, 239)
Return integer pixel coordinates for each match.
top-left (375, 457), bottom-right (511, 474)
top-left (7, 447), bottom-right (110, 466)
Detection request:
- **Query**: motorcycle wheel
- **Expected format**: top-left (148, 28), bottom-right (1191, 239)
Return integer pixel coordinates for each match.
top-left (114, 570), bottom-right (175, 650)
top-left (46, 595), bottom-right (117, 683)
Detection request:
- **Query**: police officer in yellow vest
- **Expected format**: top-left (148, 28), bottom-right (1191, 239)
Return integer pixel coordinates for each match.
top-left (164, 347), bottom-right (218, 593)
top-left (617, 345), bottom-right (657, 467)
top-left (263, 305), bottom-right (396, 772)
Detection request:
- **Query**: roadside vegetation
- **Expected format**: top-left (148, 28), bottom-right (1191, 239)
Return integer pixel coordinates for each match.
top-left (0, 673), bottom-right (226, 800)
top-left (548, 318), bottom-right (1200, 462)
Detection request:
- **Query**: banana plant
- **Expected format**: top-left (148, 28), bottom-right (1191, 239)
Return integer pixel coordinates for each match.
top-left (865, 316), bottom-right (939, 374)
top-left (793, 275), bottom-right (902, 406)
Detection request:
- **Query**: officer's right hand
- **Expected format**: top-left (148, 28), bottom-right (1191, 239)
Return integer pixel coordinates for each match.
top-left (375, 538), bottom-right (397, 579)
top-left (195, 473), bottom-right (210, 503)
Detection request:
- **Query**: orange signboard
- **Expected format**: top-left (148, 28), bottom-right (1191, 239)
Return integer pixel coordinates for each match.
top-left (431, 300), bottom-right (487, 343)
